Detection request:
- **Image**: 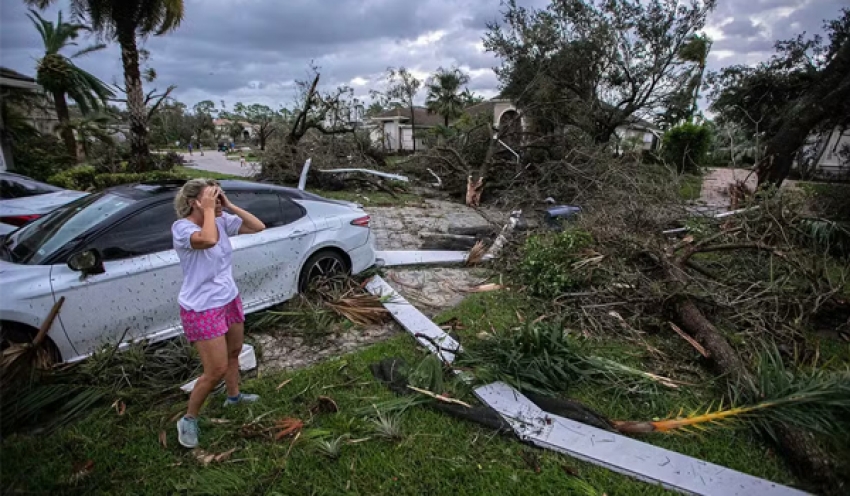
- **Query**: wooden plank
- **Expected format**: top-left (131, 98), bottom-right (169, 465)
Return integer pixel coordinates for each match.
top-left (474, 382), bottom-right (808, 496)
top-left (365, 276), bottom-right (461, 364)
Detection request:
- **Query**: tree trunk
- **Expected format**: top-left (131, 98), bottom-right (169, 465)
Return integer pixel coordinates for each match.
top-left (410, 101), bottom-right (416, 153)
top-left (52, 90), bottom-right (77, 161)
top-left (117, 26), bottom-right (150, 172)
top-left (757, 40), bottom-right (850, 187)
top-left (666, 262), bottom-right (841, 492)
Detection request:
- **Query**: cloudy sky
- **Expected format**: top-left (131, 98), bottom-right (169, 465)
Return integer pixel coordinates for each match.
top-left (0, 0), bottom-right (845, 111)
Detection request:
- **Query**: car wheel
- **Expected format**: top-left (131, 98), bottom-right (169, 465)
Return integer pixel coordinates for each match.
top-left (298, 249), bottom-right (350, 293)
top-left (0, 321), bottom-right (62, 364)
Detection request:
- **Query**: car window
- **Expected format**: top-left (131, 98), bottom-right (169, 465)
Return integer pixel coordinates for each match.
top-left (0, 176), bottom-right (62, 199)
top-left (228, 192), bottom-right (284, 227)
top-left (4, 193), bottom-right (135, 265)
top-left (280, 196), bottom-right (306, 225)
top-left (86, 202), bottom-right (177, 261)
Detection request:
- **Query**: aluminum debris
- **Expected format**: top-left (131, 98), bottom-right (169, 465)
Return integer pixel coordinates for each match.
top-left (297, 158), bottom-right (312, 191)
top-left (365, 276), bottom-right (461, 364)
top-left (375, 250), bottom-right (478, 267)
top-left (474, 382), bottom-right (808, 496)
top-left (316, 168), bottom-right (409, 182)
top-left (180, 344), bottom-right (257, 393)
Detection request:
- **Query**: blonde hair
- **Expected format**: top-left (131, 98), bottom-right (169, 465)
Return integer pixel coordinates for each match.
top-left (174, 178), bottom-right (219, 217)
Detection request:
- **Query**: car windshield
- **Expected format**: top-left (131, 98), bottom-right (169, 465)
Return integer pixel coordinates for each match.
top-left (2, 193), bottom-right (136, 265)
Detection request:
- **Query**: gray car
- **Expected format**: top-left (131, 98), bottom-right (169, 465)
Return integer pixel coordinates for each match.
top-left (0, 172), bottom-right (89, 235)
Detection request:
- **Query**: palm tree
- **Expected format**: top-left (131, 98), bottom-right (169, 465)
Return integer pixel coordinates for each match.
top-left (28, 10), bottom-right (113, 160)
top-left (57, 113), bottom-right (115, 159)
top-left (425, 67), bottom-right (471, 127)
top-left (27, 0), bottom-right (184, 171)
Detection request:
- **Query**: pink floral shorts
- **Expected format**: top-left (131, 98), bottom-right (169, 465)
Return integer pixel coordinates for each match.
top-left (180, 295), bottom-right (244, 342)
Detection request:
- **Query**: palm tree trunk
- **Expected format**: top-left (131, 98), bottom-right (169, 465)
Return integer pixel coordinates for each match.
top-left (117, 26), bottom-right (150, 172)
top-left (52, 90), bottom-right (77, 161)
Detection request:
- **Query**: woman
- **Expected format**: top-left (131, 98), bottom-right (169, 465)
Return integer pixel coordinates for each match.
top-left (172, 178), bottom-right (265, 448)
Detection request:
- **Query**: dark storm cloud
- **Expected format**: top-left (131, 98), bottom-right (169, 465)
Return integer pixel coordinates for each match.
top-left (1, 0), bottom-right (847, 108)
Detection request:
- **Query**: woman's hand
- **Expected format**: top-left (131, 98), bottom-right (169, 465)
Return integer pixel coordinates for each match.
top-left (195, 186), bottom-right (219, 211)
top-left (218, 188), bottom-right (232, 209)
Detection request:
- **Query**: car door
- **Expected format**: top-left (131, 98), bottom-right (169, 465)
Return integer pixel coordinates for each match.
top-left (50, 201), bottom-right (181, 357)
top-left (226, 191), bottom-right (316, 312)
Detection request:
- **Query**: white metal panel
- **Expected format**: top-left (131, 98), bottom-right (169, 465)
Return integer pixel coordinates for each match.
top-left (474, 382), bottom-right (808, 496)
top-left (365, 276), bottom-right (461, 363)
top-left (375, 250), bottom-right (471, 267)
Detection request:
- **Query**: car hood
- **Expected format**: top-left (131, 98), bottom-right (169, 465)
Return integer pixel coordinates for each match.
top-left (0, 190), bottom-right (88, 216)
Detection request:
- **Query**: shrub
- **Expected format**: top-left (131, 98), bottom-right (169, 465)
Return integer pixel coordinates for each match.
top-left (48, 164), bottom-right (98, 190)
top-left (49, 165), bottom-right (186, 191)
top-left (517, 229), bottom-right (594, 298)
top-left (9, 134), bottom-right (74, 181)
top-left (150, 151), bottom-right (185, 171)
top-left (662, 123), bottom-right (713, 173)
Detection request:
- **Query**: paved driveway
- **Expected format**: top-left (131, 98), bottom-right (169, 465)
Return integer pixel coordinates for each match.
top-left (180, 151), bottom-right (257, 178)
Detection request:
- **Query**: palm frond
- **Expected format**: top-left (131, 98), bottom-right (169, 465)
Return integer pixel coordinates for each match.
top-left (613, 347), bottom-right (850, 438)
top-left (69, 42), bottom-right (107, 59)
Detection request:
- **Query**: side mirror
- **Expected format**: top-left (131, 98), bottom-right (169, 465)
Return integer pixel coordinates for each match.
top-left (68, 249), bottom-right (105, 276)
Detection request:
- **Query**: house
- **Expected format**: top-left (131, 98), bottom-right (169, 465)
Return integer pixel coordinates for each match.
top-left (213, 118), bottom-right (257, 141)
top-left (0, 67), bottom-right (60, 171)
top-left (613, 117), bottom-right (661, 153)
top-left (368, 97), bottom-right (659, 153)
top-left (369, 107), bottom-right (443, 152)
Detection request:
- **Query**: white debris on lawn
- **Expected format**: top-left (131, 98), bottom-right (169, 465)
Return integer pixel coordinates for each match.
top-left (365, 276), bottom-right (461, 364)
top-left (368, 273), bottom-right (808, 496)
top-left (474, 382), bottom-right (807, 496)
top-left (317, 168), bottom-right (409, 182)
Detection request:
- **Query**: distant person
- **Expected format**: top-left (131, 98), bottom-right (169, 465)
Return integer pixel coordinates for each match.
top-left (188, 142), bottom-right (193, 156)
top-left (198, 142), bottom-right (204, 156)
top-left (239, 153), bottom-right (246, 168)
top-left (230, 142), bottom-right (235, 152)
top-left (172, 179), bottom-right (266, 449)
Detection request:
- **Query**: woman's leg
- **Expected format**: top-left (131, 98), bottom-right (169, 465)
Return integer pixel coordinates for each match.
top-left (186, 336), bottom-right (229, 418)
top-left (223, 322), bottom-right (244, 397)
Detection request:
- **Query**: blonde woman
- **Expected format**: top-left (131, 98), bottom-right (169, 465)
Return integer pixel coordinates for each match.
top-left (172, 179), bottom-right (265, 448)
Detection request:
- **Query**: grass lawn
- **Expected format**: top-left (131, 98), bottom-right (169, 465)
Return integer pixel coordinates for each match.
top-left (1, 290), bottom-right (797, 495)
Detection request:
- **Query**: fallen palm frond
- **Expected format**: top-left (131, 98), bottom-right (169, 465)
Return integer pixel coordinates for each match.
top-left (466, 240), bottom-right (487, 265)
top-left (1, 338), bottom-right (201, 435)
top-left (323, 293), bottom-right (390, 326)
top-left (1, 297), bottom-right (65, 389)
top-left (456, 323), bottom-right (675, 395)
top-left (613, 348), bottom-right (850, 437)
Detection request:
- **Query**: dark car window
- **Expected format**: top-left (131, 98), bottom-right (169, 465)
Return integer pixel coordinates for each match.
top-left (280, 196), bottom-right (306, 225)
top-left (86, 202), bottom-right (177, 261)
top-left (228, 192), bottom-right (284, 227)
top-left (0, 175), bottom-right (62, 199)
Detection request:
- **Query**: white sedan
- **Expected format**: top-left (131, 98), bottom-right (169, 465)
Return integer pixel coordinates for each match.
top-left (0, 179), bottom-right (376, 363)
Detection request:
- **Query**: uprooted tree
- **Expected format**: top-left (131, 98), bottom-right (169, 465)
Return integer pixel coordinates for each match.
top-left (709, 8), bottom-right (850, 186)
top-left (260, 66), bottom-right (376, 182)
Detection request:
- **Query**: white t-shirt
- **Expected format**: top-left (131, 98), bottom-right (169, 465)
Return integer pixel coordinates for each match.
top-left (172, 212), bottom-right (243, 312)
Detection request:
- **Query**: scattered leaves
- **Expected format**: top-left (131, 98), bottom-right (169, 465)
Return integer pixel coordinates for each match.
top-left (158, 430), bottom-right (167, 449)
